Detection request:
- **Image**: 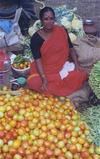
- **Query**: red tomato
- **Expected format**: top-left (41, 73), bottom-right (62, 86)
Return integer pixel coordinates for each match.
top-left (81, 151), bottom-right (90, 158)
top-left (21, 120), bottom-right (28, 127)
top-left (69, 145), bottom-right (77, 154)
top-left (0, 131), bottom-right (5, 138)
top-left (18, 147), bottom-right (25, 157)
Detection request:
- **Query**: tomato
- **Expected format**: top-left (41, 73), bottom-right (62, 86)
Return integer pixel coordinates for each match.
top-left (19, 63), bottom-right (24, 69)
top-left (69, 144), bottom-right (77, 154)
top-left (0, 88), bottom-right (100, 158)
top-left (76, 143), bottom-right (83, 152)
top-left (78, 137), bottom-right (85, 145)
top-left (20, 120), bottom-right (28, 127)
top-left (95, 147), bottom-right (100, 155)
top-left (46, 149), bottom-right (53, 156)
top-left (65, 151), bottom-right (73, 159)
top-left (0, 131), bottom-right (5, 138)
top-left (92, 154), bottom-right (100, 159)
top-left (5, 132), bottom-right (14, 140)
top-left (79, 122), bottom-right (86, 131)
top-left (81, 151), bottom-right (90, 158)
top-left (18, 147), bottom-right (25, 157)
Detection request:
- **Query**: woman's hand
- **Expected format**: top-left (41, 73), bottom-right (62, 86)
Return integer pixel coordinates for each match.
top-left (35, 59), bottom-right (48, 92)
top-left (41, 76), bottom-right (48, 92)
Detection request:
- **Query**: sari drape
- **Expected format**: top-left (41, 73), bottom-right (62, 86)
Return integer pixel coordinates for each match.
top-left (27, 25), bottom-right (87, 96)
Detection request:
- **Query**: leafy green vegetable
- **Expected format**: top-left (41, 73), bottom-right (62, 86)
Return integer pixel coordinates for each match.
top-left (89, 61), bottom-right (100, 99)
top-left (80, 105), bottom-right (100, 147)
top-left (14, 55), bottom-right (27, 64)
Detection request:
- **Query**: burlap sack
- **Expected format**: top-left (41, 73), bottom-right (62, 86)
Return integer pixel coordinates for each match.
top-left (67, 35), bottom-right (100, 106)
top-left (67, 81), bottom-right (91, 106)
top-left (73, 35), bottom-right (100, 73)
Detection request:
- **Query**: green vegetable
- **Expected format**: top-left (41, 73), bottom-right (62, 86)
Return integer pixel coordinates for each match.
top-left (80, 105), bottom-right (100, 147)
top-left (89, 61), bottom-right (100, 99)
top-left (14, 55), bottom-right (27, 64)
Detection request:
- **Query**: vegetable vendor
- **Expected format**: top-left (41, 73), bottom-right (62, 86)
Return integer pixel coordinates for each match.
top-left (27, 7), bottom-right (88, 96)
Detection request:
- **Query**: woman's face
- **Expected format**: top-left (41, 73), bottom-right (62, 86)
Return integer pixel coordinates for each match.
top-left (41, 11), bottom-right (55, 31)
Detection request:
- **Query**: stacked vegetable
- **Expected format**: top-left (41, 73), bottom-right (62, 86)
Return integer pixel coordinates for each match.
top-left (81, 104), bottom-right (100, 149)
top-left (0, 87), bottom-right (100, 158)
top-left (12, 55), bottom-right (30, 70)
top-left (89, 61), bottom-right (100, 99)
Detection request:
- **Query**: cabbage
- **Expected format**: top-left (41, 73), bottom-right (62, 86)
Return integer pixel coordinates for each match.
top-left (69, 33), bottom-right (77, 42)
top-left (71, 16), bottom-right (83, 30)
top-left (59, 8), bottom-right (85, 40)
top-left (61, 17), bottom-right (71, 29)
top-left (28, 20), bottom-right (42, 36)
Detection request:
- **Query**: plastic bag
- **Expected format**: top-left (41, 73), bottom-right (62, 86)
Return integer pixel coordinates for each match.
top-left (0, 8), bottom-right (23, 48)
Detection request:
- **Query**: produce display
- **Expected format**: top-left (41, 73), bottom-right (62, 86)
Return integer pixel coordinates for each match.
top-left (23, 36), bottom-right (33, 60)
top-left (89, 61), bottom-right (100, 99)
top-left (12, 55), bottom-right (30, 70)
top-left (54, 6), bottom-right (85, 41)
top-left (0, 87), bottom-right (100, 158)
top-left (81, 104), bottom-right (100, 148)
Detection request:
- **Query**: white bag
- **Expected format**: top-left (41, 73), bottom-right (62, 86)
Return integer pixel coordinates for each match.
top-left (0, 8), bottom-right (23, 48)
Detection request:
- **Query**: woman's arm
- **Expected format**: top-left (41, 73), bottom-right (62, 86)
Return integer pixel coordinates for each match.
top-left (35, 58), bottom-right (48, 91)
top-left (30, 33), bottom-right (48, 91)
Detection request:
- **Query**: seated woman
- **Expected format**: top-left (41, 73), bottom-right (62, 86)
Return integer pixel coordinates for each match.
top-left (27, 7), bottom-right (88, 96)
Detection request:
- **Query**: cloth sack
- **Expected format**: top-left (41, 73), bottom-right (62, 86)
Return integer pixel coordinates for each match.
top-left (73, 35), bottom-right (100, 73)
top-left (67, 81), bottom-right (91, 106)
top-left (0, 8), bottom-right (23, 48)
top-left (67, 35), bottom-right (100, 105)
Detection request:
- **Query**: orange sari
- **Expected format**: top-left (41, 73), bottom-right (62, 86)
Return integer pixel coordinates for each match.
top-left (27, 25), bottom-right (87, 96)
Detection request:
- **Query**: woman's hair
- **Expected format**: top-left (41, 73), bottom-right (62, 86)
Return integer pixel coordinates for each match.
top-left (39, 6), bottom-right (55, 21)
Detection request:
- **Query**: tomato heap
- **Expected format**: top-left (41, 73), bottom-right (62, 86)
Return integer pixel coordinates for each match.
top-left (0, 88), bottom-right (100, 159)
top-left (12, 55), bottom-right (30, 70)
top-left (12, 61), bottom-right (30, 70)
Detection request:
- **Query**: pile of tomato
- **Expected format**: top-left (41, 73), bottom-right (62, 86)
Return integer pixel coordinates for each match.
top-left (12, 61), bottom-right (30, 70)
top-left (0, 88), bottom-right (100, 159)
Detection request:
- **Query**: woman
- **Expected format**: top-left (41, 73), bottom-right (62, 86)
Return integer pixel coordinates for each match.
top-left (27, 7), bottom-right (87, 96)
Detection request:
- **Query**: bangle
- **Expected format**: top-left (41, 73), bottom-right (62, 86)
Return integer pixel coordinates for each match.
top-left (41, 74), bottom-right (46, 78)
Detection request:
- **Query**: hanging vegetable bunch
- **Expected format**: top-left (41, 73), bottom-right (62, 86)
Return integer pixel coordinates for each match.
top-left (89, 61), bottom-right (100, 99)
